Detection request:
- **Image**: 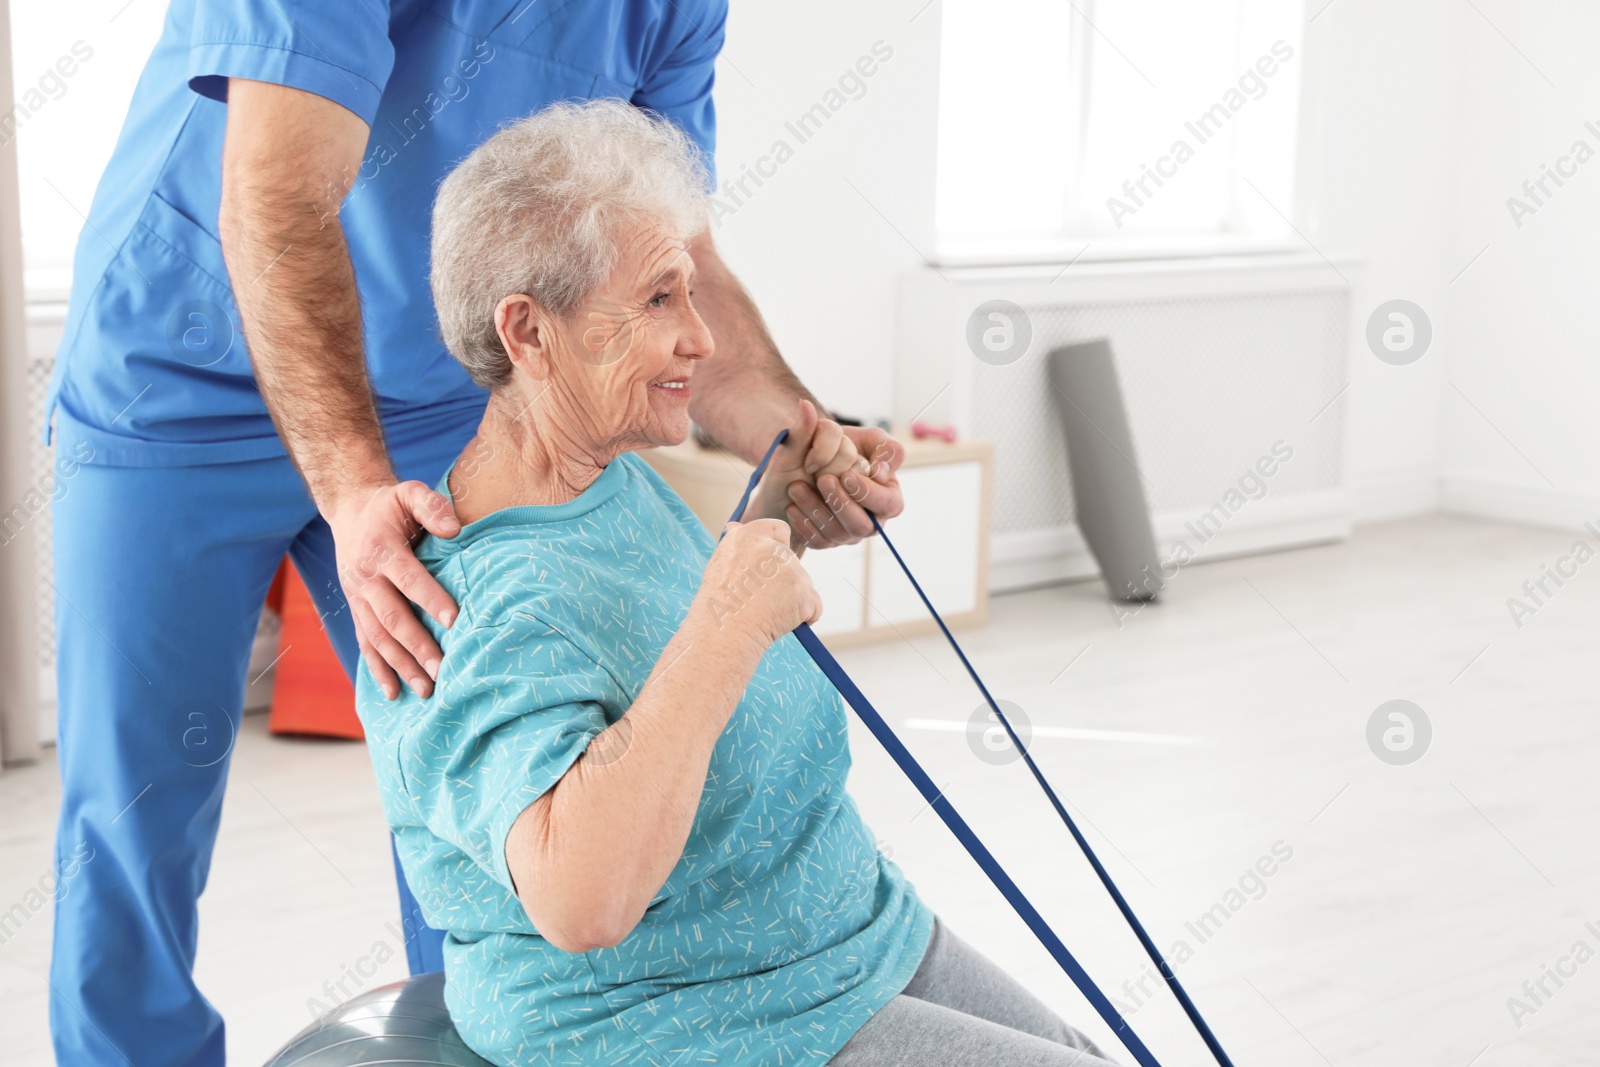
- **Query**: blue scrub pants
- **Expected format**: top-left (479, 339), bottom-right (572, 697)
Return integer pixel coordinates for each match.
top-left (48, 404), bottom-right (481, 1066)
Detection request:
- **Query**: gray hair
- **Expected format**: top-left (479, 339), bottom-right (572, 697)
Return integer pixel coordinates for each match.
top-left (430, 98), bottom-right (710, 389)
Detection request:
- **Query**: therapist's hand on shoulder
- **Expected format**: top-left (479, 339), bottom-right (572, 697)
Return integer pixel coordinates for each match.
top-left (326, 483), bottom-right (463, 702)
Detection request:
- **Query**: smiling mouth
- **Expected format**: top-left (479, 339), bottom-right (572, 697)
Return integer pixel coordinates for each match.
top-left (652, 378), bottom-right (691, 399)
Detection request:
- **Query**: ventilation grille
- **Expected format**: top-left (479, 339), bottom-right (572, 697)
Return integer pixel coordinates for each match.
top-left (971, 290), bottom-right (1349, 536)
top-left (25, 314), bottom-right (60, 682)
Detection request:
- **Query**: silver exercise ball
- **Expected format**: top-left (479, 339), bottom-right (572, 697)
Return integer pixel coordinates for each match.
top-left (262, 972), bottom-right (493, 1066)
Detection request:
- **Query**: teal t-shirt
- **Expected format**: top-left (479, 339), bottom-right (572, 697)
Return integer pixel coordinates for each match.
top-left (355, 450), bottom-right (934, 1067)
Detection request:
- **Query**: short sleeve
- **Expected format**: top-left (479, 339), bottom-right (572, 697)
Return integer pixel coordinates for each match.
top-left (187, 0), bottom-right (396, 125)
top-left (633, 0), bottom-right (726, 189)
top-left (396, 610), bottom-right (621, 893)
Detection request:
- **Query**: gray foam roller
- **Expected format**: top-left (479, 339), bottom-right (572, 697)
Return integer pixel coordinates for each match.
top-left (1046, 339), bottom-right (1162, 602)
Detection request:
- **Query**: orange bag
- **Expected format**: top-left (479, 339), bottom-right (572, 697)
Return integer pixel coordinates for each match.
top-left (265, 559), bottom-right (364, 740)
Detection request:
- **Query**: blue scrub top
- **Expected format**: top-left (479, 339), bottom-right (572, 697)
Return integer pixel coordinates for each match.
top-left (44, 0), bottom-right (725, 467)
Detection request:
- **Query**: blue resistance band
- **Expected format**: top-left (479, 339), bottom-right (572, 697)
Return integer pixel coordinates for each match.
top-left (724, 428), bottom-right (1237, 1067)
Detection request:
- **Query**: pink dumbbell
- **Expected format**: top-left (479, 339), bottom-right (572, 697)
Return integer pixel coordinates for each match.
top-left (911, 420), bottom-right (957, 443)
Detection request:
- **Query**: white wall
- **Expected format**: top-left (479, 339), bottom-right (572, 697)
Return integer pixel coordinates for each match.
top-left (1444, 2), bottom-right (1600, 526)
top-left (1298, 0), bottom-right (1600, 530)
top-left (1297, 0), bottom-right (1467, 521)
top-left (709, 0), bottom-right (941, 425)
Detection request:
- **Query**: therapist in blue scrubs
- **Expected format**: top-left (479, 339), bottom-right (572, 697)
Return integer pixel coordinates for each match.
top-left (43, 2), bottom-right (907, 1064)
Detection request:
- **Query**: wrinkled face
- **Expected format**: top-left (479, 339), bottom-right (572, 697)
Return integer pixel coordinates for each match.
top-left (530, 219), bottom-right (714, 452)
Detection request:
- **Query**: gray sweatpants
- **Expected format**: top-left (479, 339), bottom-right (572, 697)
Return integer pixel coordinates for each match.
top-left (829, 918), bottom-right (1121, 1067)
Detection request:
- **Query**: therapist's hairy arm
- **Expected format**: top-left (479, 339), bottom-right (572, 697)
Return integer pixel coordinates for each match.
top-left (505, 519), bottom-right (820, 954)
top-left (685, 232), bottom-right (906, 547)
top-left (218, 79), bottom-right (457, 703)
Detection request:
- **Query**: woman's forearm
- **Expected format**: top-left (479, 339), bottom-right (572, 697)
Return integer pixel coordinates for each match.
top-left (506, 602), bottom-right (767, 952)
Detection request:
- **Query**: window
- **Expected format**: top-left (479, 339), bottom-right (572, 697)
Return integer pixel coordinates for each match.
top-left (936, 0), bottom-right (1305, 259)
top-left (8, 3), bottom-right (167, 296)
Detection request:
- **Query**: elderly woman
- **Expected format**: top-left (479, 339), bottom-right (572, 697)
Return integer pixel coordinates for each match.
top-left (355, 100), bottom-right (1116, 1067)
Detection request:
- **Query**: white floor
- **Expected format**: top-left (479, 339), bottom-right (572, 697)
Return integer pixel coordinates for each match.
top-left (3, 515), bottom-right (1598, 1066)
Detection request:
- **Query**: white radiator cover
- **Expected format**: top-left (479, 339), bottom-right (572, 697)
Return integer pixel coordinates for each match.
top-left (895, 254), bottom-right (1357, 592)
top-left (23, 303), bottom-right (65, 732)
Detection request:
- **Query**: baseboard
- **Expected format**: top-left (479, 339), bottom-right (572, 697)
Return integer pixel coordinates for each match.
top-left (1351, 466), bottom-right (1439, 524)
top-left (1440, 475), bottom-right (1600, 532)
top-left (36, 667), bottom-right (54, 751)
top-left (989, 489), bottom-right (1351, 593)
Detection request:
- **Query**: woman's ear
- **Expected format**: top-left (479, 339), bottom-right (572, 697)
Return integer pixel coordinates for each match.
top-left (495, 294), bottom-right (552, 380)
